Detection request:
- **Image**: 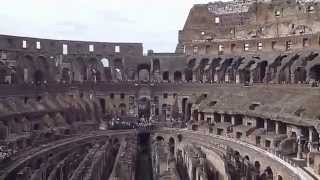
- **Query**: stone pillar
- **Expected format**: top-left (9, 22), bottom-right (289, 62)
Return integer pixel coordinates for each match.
top-left (24, 68), bottom-right (28, 82)
top-left (297, 136), bottom-right (303, 159)
top-left (221, 114), bottom-right (224, 123)
top-left (309, 127), bottom-right (313, 142)
top-left (264, 119), bottom-right (268, 130)
top-left (250, 71), bottom-right (254, 84)
top-left (291, 72), bottom-right (295, 84)
top-left (225, 74), bottom-right (229, 83)
top-left (182, 73), bottom-right (186, 82)
top-left (214, 73), bottom-right (218, 83)
top-left (275, 121), bottom-right (280, 134)
top-left (231, 116), bottom-right (235, 125)
top-left (193, 73), bottom-right (197, 82)
top-left (236, 73), bottom-right (240, 84)
top-left (296, 128), bottom-right (303, 159)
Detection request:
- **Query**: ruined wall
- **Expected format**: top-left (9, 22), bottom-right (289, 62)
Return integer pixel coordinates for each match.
top-left (177, 0), bottom-right (320, 55)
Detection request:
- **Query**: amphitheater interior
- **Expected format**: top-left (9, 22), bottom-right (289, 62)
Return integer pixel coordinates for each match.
top-left (2, 0), bottom-right (320, 180)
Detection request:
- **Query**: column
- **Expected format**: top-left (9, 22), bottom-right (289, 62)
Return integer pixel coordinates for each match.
top-left (214, 73), bottom-right (218, 83)
top-left (275, 122), bottom-right (280, 134)
top-left (250, 71), bottom-right (254, 84)
top-left (231, 116), bottom-right (236, 125)
top-left (264, 119), bottom-right (268, 130)
top-left (297, 128), bottom-right (303, 159)
top-left (221, 114), bottom-right (225, 123)
top-left (192, 73), bottom-right (197, 82)
top-left (236, 73), bottom-right (240, 84)
top-left (182, 73), bottom-right (186, 82)
top-left (309, 127), bottom-right (313, 142)
top-left (225, 74), bottom-right (229, 83)
top-left (290, 71), bottom-right (295, 84)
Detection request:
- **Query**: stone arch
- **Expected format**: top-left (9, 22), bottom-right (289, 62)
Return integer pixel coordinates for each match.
top-left (263, 166), bottom-right (273, 179)
top-left (259, 61), bottom-right (268, 83)
top-left (309, 64), bottom-right (320, 82)
top-left (113, 58), bottom-right (123, 81)
top-left (168, 137), bottom-right (175, 157)
top-left (294, 67), bottom-right (307, 83)
top-left (73, 57), bottom-right (87, 82)
top-left (101, 58), bottom-right (110, 68)
top-left (119, 103), bottom-right (127, 116)
top-left (254, 161), bottom-right (261, 172)
top-left (33, 69), bottom-right (44, 85)
top-left (156, 136), bottom-right (165, 141)
top-left (88, 57), bottom-right (103, 82)
top-left (0, 67), bottom-right (7, 84)
top-left (162, 71), bottom-right (169, 81)
top-left (187, 58), bottom-right (196, 68)
top-left (198, 58), bottom-right (209, 81)
top-left (61, 67), bottom-right (71, 82)
top-left (184, 69), bottom-right (193, 82)
top-left (152, 59), bottom-right (161, 81)
top-left (153, 59), bottom-right (160, 71)
top-left (137, 64), bottom-right (150, 81)
top-left (19, 55), bottom-right (35, 83)
top-left (138, 97), bottom-right (151, 119)
top-left (36, 56), bottom-right (50, 82)
top-left (174, 71), bottom-right (182, 82)
top-left (101, 58), bottom-right (112, 81)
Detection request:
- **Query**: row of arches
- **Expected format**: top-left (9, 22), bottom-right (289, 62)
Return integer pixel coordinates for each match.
top-left (187, 51), bottom-right (320, 84)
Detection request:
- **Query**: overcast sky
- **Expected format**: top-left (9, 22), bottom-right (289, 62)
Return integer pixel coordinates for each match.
top-left (0, 0), bottom-right (214, 53)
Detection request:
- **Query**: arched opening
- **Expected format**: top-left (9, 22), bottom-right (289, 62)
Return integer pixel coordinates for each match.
top-left (88, 58), bottom-right (101, 82)
top-left (101, 58), bottom-right (110, 68)
top-left (101, 58), bottom-right (112, 81)
top-left (34, 70), bottom-right (44, 85)
top-left (138, 97), bottom-right (151, 120)
top-left (61, 68), bottom-right (71, 83)
top-left (138, 64), bottom-right (150, 82)
top-left (259, 61), bottom-right (268, 83)
top-left (294, 67), bottom-right (306, 83)
top-left (174, 71), bottom-right (182, 82)
top-left (309, 65), bottom-right (320, 81)
top-left (156, 136), bottom-right (164, 141)
top-left (0, 68), bottom-right (7, 84)
top-left (264, 166), bottom-right (273, 179)
top-left (177, 134), bottom-right (183, 142)
top-left (168, 137), bottom-right (175, 157)
top-left (162, 71), bottom-right (169, 81)
top-left (198, 58), bottom-right (209, 81)
top-left (119, 103), bottom-right (126, 116)
top-left (99, 98), bottom-right (106, 114)
top-left (36, 56), bottom-right (49, 82)
top-left (162, 104), bottom-right (167, 121)
top-left (113, 58), bottom-right (123, 81)
top-left (242, 70), bottom-right (251, 83)
top-left (153, 59), bottom-right (160, 71)
top-left (20, 55), bottom-right (35, 83)
top-left (138, 69), bottom-right (149, 81)
top-left (254, 161), bottom-right (261, 172)
top-left (73, 57), bottom-right (86, 82)
top-left (185, 69), bottom-right (193, 82)
top-left (114, 68), bottom-right (122, 81)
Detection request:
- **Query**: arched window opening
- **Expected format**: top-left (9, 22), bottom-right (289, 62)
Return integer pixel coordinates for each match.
top-left (101, 58), bottom-right (110, 68)
top-left (310, 65), bottom-right (320, 82)
top-left (174, 71), bottom-right (182, 82)
top-left (185, 69), bottom-right (193, 82)
top-left (294, 67), bottom-right (306, 83)
top-left (163, 71), bottom-right (169, 81)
